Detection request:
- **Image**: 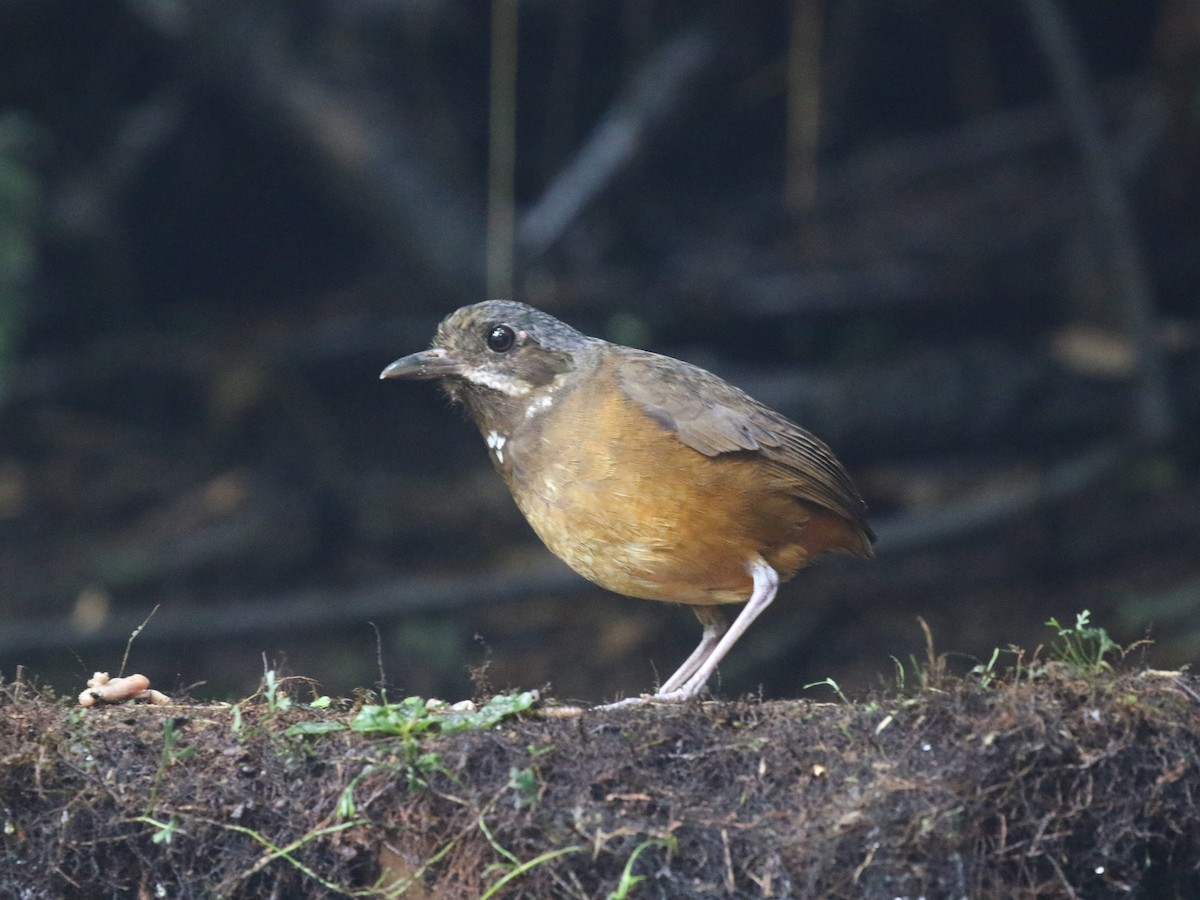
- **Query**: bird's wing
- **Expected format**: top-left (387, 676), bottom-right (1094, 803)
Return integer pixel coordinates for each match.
top-left (610, 347), bottom-right (871, 530)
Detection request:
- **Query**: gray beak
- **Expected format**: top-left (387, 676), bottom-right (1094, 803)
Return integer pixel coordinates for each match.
top-left (380, 347), bottom-right (464, 380)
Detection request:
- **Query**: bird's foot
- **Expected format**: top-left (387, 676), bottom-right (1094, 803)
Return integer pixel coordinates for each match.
top-left (593, 689), bottom-right (701, 711)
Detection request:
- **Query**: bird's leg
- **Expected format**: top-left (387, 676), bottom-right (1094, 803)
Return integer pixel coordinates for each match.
top-left (594, 559), bottom-right (779, 709)
top-left (594, 607), bottom-right (728, 710)
top-left (660, 558), bottom-right (779, 701)
top-left (655, 606), bottom-right (728, 695)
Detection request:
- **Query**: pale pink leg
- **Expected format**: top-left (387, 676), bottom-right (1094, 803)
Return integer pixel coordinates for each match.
top-left (657, 558), bottom-right (779, 701)
top-left (656, 606), bottom-right (728, 695)
top-left (596, 558), bottom-right (780, 709)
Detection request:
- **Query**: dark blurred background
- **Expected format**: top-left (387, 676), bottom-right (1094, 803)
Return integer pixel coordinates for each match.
top-left (0, 0), bottom-right (1197, 704)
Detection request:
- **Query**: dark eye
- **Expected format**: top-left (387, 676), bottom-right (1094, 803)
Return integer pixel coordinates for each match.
top-left (486, 324), bottom-right (516, 353)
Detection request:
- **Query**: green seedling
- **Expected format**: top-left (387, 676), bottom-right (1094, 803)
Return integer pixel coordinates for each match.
top-left (136, 815), bottom-right (182, 845)
top-left (609, 837), bottom-right (676, 900)
top-left (263, 668), bottom-right (291, 713)
top-left (1047, 610), bottom-right (1120, 673)
top-left (477, 812), bottom-right (582, 900)
top-left (146, 718), bottom-right (194, 813)
top-left (508, 765), bottom-right (539, 810)
top-left (804, 677), bottom-right (851, 705)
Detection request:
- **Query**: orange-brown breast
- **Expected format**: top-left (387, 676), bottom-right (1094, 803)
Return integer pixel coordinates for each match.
top-left (500, 360), bottom-right (869, 606)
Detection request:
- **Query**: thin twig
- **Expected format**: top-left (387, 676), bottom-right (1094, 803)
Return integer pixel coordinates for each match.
top-left (118, 604), bottom-right (160, 678)
top-left (369, 621), bottom-right (388, 695)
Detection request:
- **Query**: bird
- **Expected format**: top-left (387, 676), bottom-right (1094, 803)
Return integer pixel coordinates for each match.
top-left (381, 300), bottom-right (873, 704)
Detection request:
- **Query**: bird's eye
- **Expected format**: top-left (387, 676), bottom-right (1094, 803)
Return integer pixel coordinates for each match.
top-left (486, 324), bottom-right (516, 353)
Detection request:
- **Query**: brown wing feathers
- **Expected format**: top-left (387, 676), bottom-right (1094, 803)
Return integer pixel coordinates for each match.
top-left (612, 347), bottom-right (872, 538)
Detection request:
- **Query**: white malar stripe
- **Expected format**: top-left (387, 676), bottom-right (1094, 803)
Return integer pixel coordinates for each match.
top-left (465, 368), bottom-right (531, 397)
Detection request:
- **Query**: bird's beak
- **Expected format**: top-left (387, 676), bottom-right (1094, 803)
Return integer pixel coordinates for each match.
top-left (380, 347), bottom-right (464, 381)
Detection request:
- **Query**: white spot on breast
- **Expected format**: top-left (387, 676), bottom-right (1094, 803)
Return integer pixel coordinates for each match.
top-left (486, 430), bottom-right (508, 464)
top-left (524, 393), bottom-right (554, 420)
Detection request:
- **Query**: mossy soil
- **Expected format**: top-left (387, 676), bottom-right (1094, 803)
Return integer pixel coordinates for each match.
top-left (2, 666), bottom-right (1199, 899)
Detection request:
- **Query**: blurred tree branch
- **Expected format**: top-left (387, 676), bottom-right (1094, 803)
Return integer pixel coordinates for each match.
top-left (517, 27), bottom-right (716, 259)
top-left (1022, 0), bottom-right (1173, 443)
top-left (126, 0), bottom-right (486, 299)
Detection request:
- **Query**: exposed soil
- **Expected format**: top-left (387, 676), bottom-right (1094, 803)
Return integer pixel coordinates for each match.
top-left (2, 665), bottom-right (1199, 898)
